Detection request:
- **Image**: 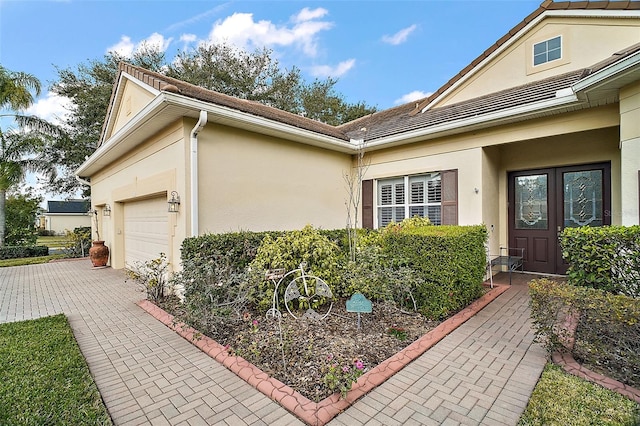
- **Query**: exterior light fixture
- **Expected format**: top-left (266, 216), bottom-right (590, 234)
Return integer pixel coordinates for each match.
top-left (168, 191), bottom-right (180, 213)
top-left (103, 204), bottom-right (111, 217)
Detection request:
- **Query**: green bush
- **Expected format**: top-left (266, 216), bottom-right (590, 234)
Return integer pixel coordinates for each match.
top-left (0, 245), bottom-right (49, 260)
top-left (529, 279), bottom-right (640, 388)
top-left (63, 227), bottom-right (91, 258)
top-left (380, 225), bottom-right (487, 319)
top-left (248, 225), bottom-right (342, 312)
top-left (561, 225), bottom-right (640, 297)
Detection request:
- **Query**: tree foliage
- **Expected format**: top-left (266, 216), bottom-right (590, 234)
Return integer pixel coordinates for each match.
top-left (0, 65), bottom-right (59, 247)
top-left (4, 190), bottom-right (42, 246)
top-left (48, 43), bottom-right (376, 195)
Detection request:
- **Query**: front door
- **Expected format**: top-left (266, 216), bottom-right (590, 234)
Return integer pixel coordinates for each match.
top-left (508, 162), bottom-right (610, 275)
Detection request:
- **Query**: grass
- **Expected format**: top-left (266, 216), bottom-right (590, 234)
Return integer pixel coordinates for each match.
top-left (0, 314), bottom-right (112, 425)
top-left (519, 363), bottom-right (640, 426)
top-left (36, 235), bottom-right (69, 247)
top-left (0, 254), bottom-right (66, 268)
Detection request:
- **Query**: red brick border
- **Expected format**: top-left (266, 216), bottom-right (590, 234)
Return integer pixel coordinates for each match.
top-left (138, 283), bottom-right (510, 426)
top-left (552, 351), bottom-right (640, 404)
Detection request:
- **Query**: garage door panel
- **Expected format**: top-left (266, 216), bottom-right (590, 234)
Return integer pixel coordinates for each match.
top-left (124, 197), bottom-right (169, 267)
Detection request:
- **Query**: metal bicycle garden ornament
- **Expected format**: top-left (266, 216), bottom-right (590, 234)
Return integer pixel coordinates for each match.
top-left (265, 262), bottom-right (334, 320)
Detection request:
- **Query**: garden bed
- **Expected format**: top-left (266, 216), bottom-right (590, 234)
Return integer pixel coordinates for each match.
top-left (158, 296), bottom-right (470, 402)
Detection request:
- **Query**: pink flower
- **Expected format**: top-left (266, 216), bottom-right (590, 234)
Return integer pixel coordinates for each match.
top-left (327, 354), bottom-right (334, 361)
top-left (342, 366), bottom-right (350, 373)
top-left (355, 360), bottom-right (364, 370)
top-left (252, 319), bottom-right (259, 326)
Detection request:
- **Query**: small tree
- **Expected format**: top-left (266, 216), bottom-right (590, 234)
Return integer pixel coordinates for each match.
top-left (344, 139), bottom-right (369, 262)
top-left (5, 190), bottom-right (42, 246)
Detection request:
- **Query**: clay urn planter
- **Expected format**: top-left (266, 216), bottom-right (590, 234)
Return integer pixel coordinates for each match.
top-left (89, 240), bottom-right (110, 267)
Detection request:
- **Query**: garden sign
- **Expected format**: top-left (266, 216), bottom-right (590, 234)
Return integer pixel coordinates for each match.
top-left (346, 292), bottom-right (372, 330)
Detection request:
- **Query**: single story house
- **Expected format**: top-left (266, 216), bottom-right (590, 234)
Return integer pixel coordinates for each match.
top-left (77, 0), bottom-right (640, 275)
top-left (40, 200), bottom-right (91, 235)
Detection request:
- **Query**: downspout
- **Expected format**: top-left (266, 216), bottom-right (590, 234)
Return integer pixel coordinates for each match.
top-left (190, 110), bottom-right (208, 237)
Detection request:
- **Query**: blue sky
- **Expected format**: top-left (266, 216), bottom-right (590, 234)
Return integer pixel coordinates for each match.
top-left (1, 0), bottom-right (543, 124)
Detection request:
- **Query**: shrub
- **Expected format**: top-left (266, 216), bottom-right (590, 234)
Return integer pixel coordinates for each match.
top-left (176, 231), bottom-right (279, 335)
top-left (62, 227), bottom-right (91, 258)
top-left (125, 254), bottom-right (173, 303)
top-left (529, 279), bottom-right (640, 388)
top-left (561, 225), bottom-right (640, 297)
top-left (0, 245), bottom-right (49, 260)
top-left (248, 225), bottom-right (342, 313)
top-left (380, 225), bottom-right (487, 319)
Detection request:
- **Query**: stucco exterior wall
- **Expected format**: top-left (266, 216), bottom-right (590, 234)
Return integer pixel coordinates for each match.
top-left (196, 124), bottom-right (352, 233)
top-left (45, 214), bottom-right (91, 235)
top-left (363, 147), bottom-right (485, 227)
top-left (620, 80), bottom-right (640, 225)
top-left (109, 79), bottom-right (156, 138)
top-left (90, 121), bottom-right (186, 269)
top-left (436, 16), bottom-right (640, 107)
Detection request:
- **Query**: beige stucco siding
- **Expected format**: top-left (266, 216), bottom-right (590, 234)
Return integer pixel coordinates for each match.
top-left (436, 16), bottom-right (640, 107)
top-left (620, 80), bottom-right (640, 225)
top-left (196, 125), bottom-right (352, 233)
top-left (45, 214), bottom-right (91, 235)
top-left (90, 121), bottom-right (186, 269)
top-left (109, 79), bottom-right (156, 138)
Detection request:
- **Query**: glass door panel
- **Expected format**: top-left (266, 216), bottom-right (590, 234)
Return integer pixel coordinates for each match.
top-left (563, 170), bottom-right (604, 228)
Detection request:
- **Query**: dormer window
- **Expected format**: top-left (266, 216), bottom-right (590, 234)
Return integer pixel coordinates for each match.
top-left (533, 36), bottom-right (562, 66)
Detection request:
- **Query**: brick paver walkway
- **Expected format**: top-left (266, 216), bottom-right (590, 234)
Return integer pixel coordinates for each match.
top-left (0, 260), bottom-right (546, 425)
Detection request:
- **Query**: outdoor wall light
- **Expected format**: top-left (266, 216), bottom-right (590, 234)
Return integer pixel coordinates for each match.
top-left (103, 204), bottom-right (111, 217)
top-left (168, 191), bottom-right (180, 213)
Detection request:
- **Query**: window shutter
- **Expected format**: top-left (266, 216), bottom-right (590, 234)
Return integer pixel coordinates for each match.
top-left (441, 169), bottom-right (458, 225)
top-left (362, 179), bottom-right (373, 229)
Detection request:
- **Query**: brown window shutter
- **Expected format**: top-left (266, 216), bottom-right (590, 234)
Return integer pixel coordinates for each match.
top-left (441, 170), bottom-right (458, 225)
top-left (362, 179), bottom-right (373, 229)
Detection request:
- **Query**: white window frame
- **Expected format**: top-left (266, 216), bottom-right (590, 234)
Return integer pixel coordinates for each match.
top-left (533, 35), bottom-right (562, 67)
top-left (376, 172), bottom-right (442, 228)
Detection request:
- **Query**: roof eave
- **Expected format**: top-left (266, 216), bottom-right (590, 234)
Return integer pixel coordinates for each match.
top-left (365, 92), bottom-right (582, 151)
top-left (77, 92), bottom-right (357, 177)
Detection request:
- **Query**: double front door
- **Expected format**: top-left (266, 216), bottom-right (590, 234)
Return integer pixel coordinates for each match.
top-left (508, 163), bottom-right (611, 275)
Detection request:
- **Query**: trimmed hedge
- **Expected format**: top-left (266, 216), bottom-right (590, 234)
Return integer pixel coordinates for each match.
top-left (0, 245), bottom-right (49, 260)
top-left (380, 225), bottom-right (487, 319)
top-left (178, 224), bottom-right (488, 321)
top-left (561, 225), bottom-right (640, 298)
top-left (529, 279), bottom-right (640, 389)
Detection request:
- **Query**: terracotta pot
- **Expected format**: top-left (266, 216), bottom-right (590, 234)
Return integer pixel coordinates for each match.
top-left (89, 241), bottom-right (110, 267)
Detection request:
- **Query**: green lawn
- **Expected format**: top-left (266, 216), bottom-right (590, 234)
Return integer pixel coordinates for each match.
top-left (0, 254), bottom-right (66, 268)
top-left (36, 235), bottom-right (69, 247)
top-left (519, 363), bottom-right (640, 426)
top-left (0, 315), bottom-right (112, 425)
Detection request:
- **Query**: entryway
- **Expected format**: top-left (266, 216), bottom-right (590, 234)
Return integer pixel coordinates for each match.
top-left (508, 162), bottom-right (611, 274)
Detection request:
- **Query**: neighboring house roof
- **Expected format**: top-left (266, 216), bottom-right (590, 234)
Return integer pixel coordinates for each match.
top-left (47, 200), bottom-right (90, 214)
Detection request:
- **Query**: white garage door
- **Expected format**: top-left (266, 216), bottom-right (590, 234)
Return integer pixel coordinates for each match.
top-left (124, 197), bottom-right (169, 268)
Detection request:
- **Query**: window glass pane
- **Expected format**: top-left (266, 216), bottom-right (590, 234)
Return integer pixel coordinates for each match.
top-left (409, 206), bottom-right (424, 218)
top-left (533, 41), bottom-right (547, 55)
top-left (515, 174), bottom-right (548, 230)
top-left (395, 207), bottom-right (405, 222)
top-left (379, 207), bottom-right (392, 227)
top-left (395, 183), bottom-right (405, 204)
top-left (380, 185), bottom-right (392, 205)
top-left (564, 170), bottom-right (603, 227)
top-left (411, 181), bottom-right (424, 203)
top-left (547, 36), bottom-right (561, 50)
top-left (428, 178), bottom-right (442, 203)
top-left (533, 53), bottom-right (546, 66)
top-left (548, 48), bottom-right (561, 62)
top-left (428, 206), bottom-right (441, 226)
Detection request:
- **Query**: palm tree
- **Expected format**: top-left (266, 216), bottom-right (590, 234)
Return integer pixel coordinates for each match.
top-left (0, 65), bottom-right (60, 247)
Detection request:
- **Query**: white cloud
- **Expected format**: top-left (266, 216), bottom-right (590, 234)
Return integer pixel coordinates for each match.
top-left (25, 92), bottom-right (72, 125)
top-left (293, 7), bottom-right (328, 23)
top-left (382, 24), bottom-right (417, 46)
top-left (107, 32), bottom-right (172, 57)
top-left (310, 59), bottom-right (355, 78)
top-left (394, 90), bottom-right (432, 105)
top-left (207, 8), bottom-right (333, 57)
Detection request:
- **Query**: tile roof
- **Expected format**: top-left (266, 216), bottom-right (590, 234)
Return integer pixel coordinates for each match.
top-left (115, 63), bottom-right (350, 141)
top-left (47, 200), bottom-right (90, 214)
top-left (343, 70), bottom-right (586, 142)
